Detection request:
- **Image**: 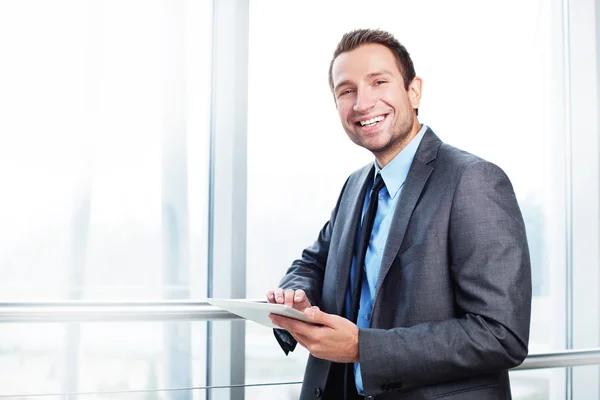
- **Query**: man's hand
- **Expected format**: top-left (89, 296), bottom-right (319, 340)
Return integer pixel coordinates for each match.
top-left (266, 288), bottom-right (311, 312)
top-left (269, 306), bottom-right (359, 363)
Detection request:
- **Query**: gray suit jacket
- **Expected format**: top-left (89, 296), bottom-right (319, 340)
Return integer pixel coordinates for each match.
top-left (275, 128), bottom-right (532, 399)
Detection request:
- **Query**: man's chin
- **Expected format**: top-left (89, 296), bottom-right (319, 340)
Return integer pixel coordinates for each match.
top-left (362, 141), bottom-right (391, 155)
top-left (362, 134), bottom-right (411, 159)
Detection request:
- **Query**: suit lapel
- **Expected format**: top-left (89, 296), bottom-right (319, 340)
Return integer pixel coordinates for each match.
top-left (374, 129), bottom-right (441, 300)
top-left (333, 165), bottom-right (373, 315)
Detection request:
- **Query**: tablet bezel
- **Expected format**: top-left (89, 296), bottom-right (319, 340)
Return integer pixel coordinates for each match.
top-left (207, 298), bottom-right (315, 328)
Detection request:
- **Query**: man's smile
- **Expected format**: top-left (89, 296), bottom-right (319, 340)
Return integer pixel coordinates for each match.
top-left (355, 113), bottom-right (388, 128)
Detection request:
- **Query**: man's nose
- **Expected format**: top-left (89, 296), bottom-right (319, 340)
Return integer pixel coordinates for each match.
top-left (353, 87), bottom-right (376, 113)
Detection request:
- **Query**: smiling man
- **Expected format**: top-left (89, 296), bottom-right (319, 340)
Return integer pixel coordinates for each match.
top-left (267, 29), bottom-right (531, 400)
top-left (332, 44), bottom-right (421, 169)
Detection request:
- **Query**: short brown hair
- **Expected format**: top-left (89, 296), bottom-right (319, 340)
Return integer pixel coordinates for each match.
top-left (328, 28), bottom-right (417, 92)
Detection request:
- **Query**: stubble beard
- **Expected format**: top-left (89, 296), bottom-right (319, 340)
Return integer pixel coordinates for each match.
top-left (370, 111), bottom-right (414, 157)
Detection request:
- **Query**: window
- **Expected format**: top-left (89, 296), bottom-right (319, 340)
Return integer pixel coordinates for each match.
top-left (0, 0), bottom-right (212, 396)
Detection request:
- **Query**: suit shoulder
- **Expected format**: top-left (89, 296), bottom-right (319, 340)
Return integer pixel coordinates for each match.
top-left (437, 142), bottom-right (507, 178)
top-left (438, 142), bottom-right (484, 167)
top-left (434, 143), bottom-right (515, 192)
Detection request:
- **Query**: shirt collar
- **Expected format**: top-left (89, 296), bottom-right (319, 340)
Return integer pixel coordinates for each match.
top-left (374, 124), bottom-right (428, 199)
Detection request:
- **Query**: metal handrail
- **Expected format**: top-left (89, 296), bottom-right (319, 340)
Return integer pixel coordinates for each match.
top-left (515, 348), bottom-right (600, 370)
top-left (0, 300), bottom-right (599, 370)
top-left (0, 300), bottom-right (239, 323)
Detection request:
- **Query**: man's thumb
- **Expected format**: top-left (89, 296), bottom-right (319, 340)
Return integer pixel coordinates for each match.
top-left (305, 306), bottom-right (327, 323)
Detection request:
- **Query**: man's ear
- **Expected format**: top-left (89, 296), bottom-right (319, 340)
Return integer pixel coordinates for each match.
top-left (408, 76), bottom-right (423, 109)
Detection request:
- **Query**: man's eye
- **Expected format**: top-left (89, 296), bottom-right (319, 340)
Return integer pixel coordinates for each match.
top-left (375, 80), bottom-right (386, 86)
top-left (340, 89), bottom-right (353, 96)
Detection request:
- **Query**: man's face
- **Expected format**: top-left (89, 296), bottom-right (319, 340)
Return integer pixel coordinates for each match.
top-left (331, 43), bottom-right (421, 166)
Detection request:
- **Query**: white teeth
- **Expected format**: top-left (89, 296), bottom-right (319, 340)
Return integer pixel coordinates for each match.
top-left (360, 115), bottom-right (385, 126)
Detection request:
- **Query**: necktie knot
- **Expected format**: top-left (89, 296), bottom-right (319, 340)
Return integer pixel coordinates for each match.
top-left (372, 173), bottom-right (385, 195)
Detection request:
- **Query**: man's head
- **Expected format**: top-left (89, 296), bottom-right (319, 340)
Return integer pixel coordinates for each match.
top-left (329, 29), bottom-right (422, 167)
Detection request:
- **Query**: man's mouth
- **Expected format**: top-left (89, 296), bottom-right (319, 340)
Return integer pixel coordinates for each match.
top-left (355, 114), bottom-right (387, 128)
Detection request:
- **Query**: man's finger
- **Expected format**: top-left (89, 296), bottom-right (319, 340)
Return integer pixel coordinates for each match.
top-left (294, 289), bottom-right (306, 303)
top-left (304, 306), bottom-right (334, 326)
top-left (286, 329), bottom-right (307, 348)
top-left (274, 288), bottom-right (284, 304)
top-left (270, 314), bottom-right (295, 331)
top-left (266, 290), bottom-right (276, 303)
top-left (292, 330), bottom-right (311, 349)
top-left (271, 313), bottom-right (313, 336)
top-left (284, 289), bottom-right (295, 308)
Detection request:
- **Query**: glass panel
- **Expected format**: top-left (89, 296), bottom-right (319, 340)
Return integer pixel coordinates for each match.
top-left (0, 321), bottom-right (207, 398)
top-left (245, 321), bottom-right (309, 384)
top-left (573, 365), bottom-right (600, 400)
top-left (0, 0), bottom-right (211, 301)
top-left (510, 368), bottom-right (564, 400)
top-left (0, 323), bottom-right (63, 396)
top-left (246, 0), bottom-right (566, 386)
top-left (569, 0), bottom-right (600, 398)
top-left (244, 383), bottom-right (302, 399)
top-left (511, 366), bottom-right (600, 400)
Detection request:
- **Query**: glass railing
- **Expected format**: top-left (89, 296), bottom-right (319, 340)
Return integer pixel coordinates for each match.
top-left (0, 300), bottom-right (598, 399)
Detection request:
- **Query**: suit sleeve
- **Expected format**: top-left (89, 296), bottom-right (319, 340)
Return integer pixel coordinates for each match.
top-left (273, 177), bottom-right (350, 355)
top-left (359, 161), bottom-right (532, 394)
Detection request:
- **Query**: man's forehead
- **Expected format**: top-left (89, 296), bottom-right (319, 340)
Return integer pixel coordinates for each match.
top-left (331, 44), bottom-right (401, 86)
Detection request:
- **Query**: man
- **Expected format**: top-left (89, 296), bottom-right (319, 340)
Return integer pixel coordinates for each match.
top-left (266, 28), bottom-right (531, 400)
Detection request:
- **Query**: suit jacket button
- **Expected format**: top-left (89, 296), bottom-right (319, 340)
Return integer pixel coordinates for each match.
top-left (314, 387), bottom-right (322, 397)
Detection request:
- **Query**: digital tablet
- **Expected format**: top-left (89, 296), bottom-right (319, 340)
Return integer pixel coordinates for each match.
top-left (207, 298), bottom-right (315, 329)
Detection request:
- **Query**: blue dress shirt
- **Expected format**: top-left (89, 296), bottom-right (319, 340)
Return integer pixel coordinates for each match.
top-left (345, 124), bottom-right (428, 394)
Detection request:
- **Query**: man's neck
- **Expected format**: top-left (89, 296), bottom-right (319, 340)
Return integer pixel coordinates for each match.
top-left (375, 122), bottom-right (422, 168)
